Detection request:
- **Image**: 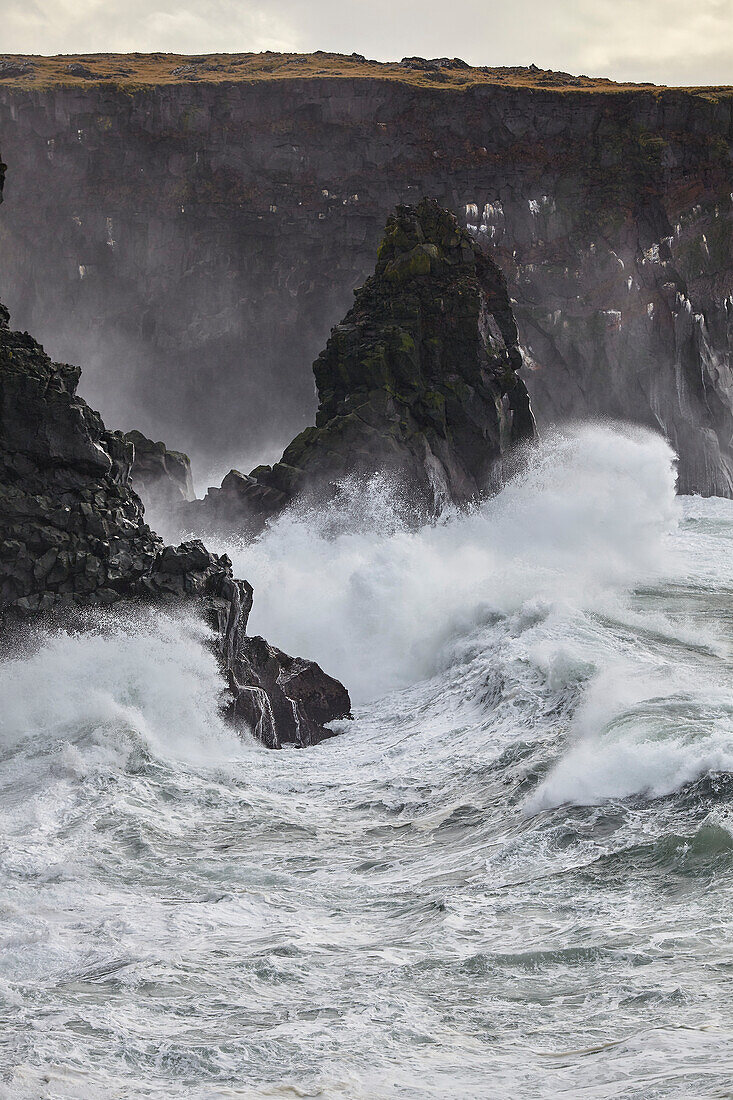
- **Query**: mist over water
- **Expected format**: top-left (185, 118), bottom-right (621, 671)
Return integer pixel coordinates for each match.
top-left (0, 254), bottom-right (323, 485)
top-left (220, 424), bottom-right (679, 701)
top-left (2, 423), bottom-right (733, 1098)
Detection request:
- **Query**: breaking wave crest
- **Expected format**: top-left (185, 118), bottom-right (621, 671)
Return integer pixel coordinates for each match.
top-left (223, 423), bottom-right (679, 701)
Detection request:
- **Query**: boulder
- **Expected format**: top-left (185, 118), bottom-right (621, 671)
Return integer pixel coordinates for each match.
top-left (228, 636), bottom-right (352, 749)
top-left (0, 59), bottom-right (34, 80)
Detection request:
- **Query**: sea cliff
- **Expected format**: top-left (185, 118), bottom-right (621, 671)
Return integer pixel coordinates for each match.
top-left (0, 54), bottom-right (731, 491)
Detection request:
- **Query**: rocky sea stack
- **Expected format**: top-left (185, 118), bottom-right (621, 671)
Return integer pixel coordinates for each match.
top-left (125, 429), bottom-right (196, 512)
top-left (2, 61), bottom-right (730, 494)
top-left (185, 198), bottom-right (535, 535)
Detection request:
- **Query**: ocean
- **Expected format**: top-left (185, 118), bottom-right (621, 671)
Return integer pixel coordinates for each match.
top-left (2, 424), bottom-right (732, 1098)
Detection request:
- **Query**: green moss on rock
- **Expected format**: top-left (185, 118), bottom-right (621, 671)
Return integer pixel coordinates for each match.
top-left (261, 198), bottom-right (534, 516)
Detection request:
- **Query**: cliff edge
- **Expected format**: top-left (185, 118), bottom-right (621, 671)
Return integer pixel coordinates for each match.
top-left (0, 64), bottom-right (730, 493)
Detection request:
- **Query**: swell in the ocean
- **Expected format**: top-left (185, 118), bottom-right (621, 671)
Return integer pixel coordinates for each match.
top-left (2, 423), bottom-right (733, 1098)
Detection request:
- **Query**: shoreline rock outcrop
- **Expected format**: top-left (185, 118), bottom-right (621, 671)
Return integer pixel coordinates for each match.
top-left (0, 299), bottom-right (350, 745)
top-left (183, 199), bottom-right (535, 535)
top-left (0, 137), bottom-right (349, 750)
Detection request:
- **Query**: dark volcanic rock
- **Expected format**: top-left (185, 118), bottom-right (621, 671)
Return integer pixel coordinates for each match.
top-left (184, 199), bottom-right (535, 535)
top-left (182, 467), bottom-right (288, 536)
top-left (125, 428), bottom-right (195, 513)
top-left (0, 277), bottom-right (350, 745)
top-left (400, 57), bottom-right (470, 72)
top-left (0, 305), bottom-right (163, 615)
top-left (229, 636), bottom-right (352, 749)
top-left (0, 59), bottom-right (34, 80)
top-left (66, 64), bottom-right (98, 79)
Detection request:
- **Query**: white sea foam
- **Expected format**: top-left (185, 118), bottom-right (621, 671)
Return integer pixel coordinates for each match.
top-left (222, 423), bottom-right (679, 702)
top-left (527, 661), bottom-right (733, 810)
top-left (0, 609), bottom-right (249, 768)
top-left (2, 422), bottom-right (733, 1098)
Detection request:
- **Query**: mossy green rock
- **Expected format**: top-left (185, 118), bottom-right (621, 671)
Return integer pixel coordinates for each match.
top-left (186, 197), bottom-right (535, 534)
top-left (275, 197), bottom-right (534, 509)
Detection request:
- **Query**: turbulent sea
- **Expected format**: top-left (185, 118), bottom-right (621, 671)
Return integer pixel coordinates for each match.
top-left (2, 424), bottom-right (733, 1099)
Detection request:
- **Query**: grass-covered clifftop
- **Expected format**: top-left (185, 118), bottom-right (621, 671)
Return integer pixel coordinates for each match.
top-left (1, 51), bottom-right (731, 97)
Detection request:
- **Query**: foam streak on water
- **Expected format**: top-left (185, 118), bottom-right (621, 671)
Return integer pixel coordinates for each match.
top-left (1, 424), bottom-right (733, 1099)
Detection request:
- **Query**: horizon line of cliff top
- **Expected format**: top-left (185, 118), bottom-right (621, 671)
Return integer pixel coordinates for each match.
top-left (0, 51), bottom-right (730, 95)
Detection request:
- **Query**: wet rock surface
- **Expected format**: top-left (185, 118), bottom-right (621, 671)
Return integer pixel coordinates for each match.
top-left (184, 199), bottom-right (534, 535)
top-left (228, 636), bottom-right (352, 749)
top-left (125, 428), bottom-right (195, 513)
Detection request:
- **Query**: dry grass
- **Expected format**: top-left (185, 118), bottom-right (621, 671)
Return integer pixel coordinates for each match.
top-left (0, 51), bottom-right (730, 97)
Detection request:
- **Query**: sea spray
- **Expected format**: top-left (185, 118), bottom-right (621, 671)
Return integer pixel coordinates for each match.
top-left (219, 423), bottom-right (679, 702)
top-left (0, 609), bottom-right (250, 767)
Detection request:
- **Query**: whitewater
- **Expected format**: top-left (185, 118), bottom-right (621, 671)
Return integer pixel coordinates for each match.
top-left (2, 423), bottom-right (733, 1099)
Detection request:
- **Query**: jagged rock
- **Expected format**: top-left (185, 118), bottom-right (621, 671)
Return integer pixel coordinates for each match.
top-left (183, 199), bottom-right (535, 536)
top-left (0, 306), bottom-right (219, 614)
top-left (183, 468), bottom-right (287, 535)
top-left (0, 295), bottom-right (350, 745)
top-left (125, 428), bottom-right (196, 515)
top-left (400, 57), bottom-right (470, 72)
top-left (228, 636), bottom-right (352, 749)
top-left (66, 64), bottom-right (98, 79)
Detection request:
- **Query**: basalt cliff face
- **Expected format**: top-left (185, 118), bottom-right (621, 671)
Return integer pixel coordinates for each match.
top-left (0, 58), bottom-right (732, 492)
top-left (184, 198), bottom-right (534, 534)
top-left (0, 151), bottom-right (350, 747)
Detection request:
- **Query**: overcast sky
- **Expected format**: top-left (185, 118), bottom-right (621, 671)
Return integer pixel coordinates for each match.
top-left (3, 0), bottom-right (732, 86)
